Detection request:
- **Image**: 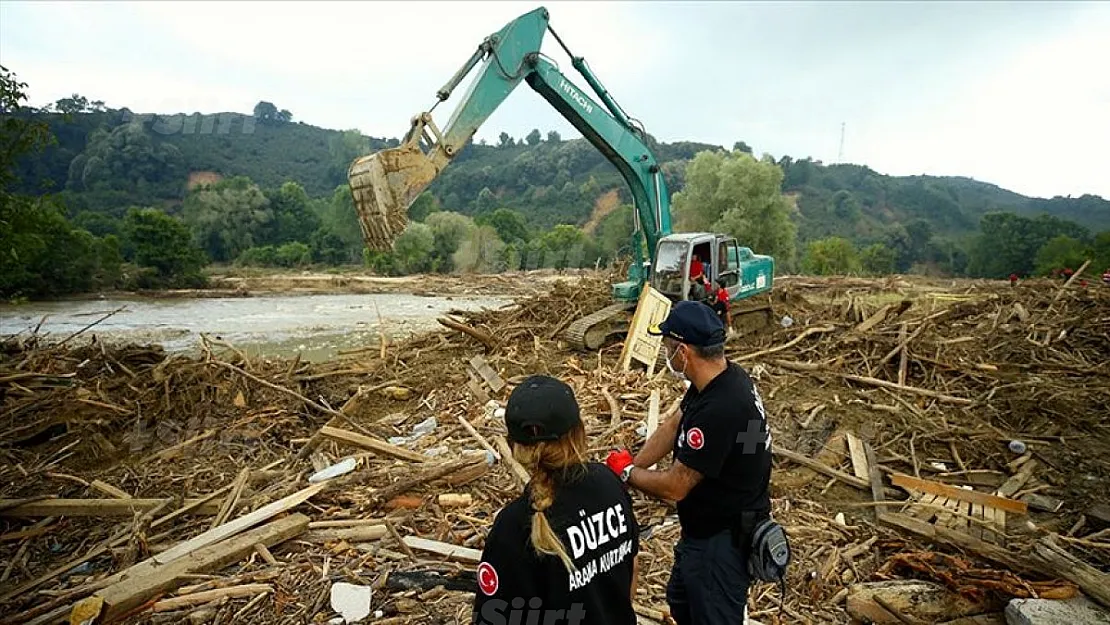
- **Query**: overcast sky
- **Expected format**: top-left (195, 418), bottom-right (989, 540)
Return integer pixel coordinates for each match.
top-left (2, 1), bottom-right (1108, 200)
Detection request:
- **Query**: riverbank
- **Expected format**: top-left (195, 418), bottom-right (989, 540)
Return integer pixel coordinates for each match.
top-left (0, 291), bottom-right (515, 363)
top-left (2, 275), bottom-right (1108, 624)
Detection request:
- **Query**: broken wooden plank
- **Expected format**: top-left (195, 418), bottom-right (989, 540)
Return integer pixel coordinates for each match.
top-left (1086, 503), bottom-right (1110, 525)
top-left (981, 506), bottom-right (1001, 544)
top-left (211, 467), bottom-right (250, 529)
top-left (1022, 493), bottom-right (1063, 514)
top-left (304, 525), bottom-right (387, 543)
top-left (853, 303), bottom-right (893, 334)
top-left (847, 580), bottom-right (991, 625)
top-left (468, 355), bottom-right (505, 393)
top-left (402, 536), bottom-right (482, 563)
top-left (154, 482), bottom-right (325, 565)
top-left (445, 460), bottom-right (490, 487)
top-left (969, 502), bottom-right (985, 541)
top-left (87, 513), bottom-right (308, 622)
top-left (89, 480), bottom-right (131, 500)
top-left (775, 446), bottom-right (869, 490)
top-left (466, 372), bottom-right (491, 404)
top-left (438, 316), bottom-right (494, 349)
top-left (319, 426), bottom-right (428, 463)
top-left (141, 429), bottom-right (218, 463)
top-left (864, 440), bottom-right (886, 522)
top-left (889, 474), bottom-right (1027, 515)
top-left (928, 496), bottom-right (954, 528)
top-left (493, 435), bottom-right (530, 488)
top-left (878, 512), bottom-right (1034, 574)
top-left (842, 374), bottom-right (973, 405)
top-left (456, 415), bottom-right (500, 461)
top-left (846, 432), bottom-right (869, 481)
top-left (908, 493), bottom-right (939, 521)
top-left (0, 498), bottom-right (222, 518)
top-left (1029, 534), bottom-right (1110, 609)
top-left (152, 584), bottom-right (271, 612)
top-left (996, 459), bottom-right (1038, 498)
top-left (373, 453), bottom-right (488, 503)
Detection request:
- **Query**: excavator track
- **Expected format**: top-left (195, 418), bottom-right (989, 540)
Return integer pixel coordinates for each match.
top-left (729, 300), bottom-right (775, 337)
top-left (563, 302), bottom-right (638, 352)
top-left (563, 298), bottom-right (773, 352)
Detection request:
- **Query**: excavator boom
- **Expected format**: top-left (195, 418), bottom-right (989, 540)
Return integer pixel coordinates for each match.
top-left (346, 6), bottom-right (778, 351)
top-left (347, 6), bottom-right (671, 295)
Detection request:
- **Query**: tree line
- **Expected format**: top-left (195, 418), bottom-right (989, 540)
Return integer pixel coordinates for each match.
top-left (4, 65), bottom-right (1109, 301)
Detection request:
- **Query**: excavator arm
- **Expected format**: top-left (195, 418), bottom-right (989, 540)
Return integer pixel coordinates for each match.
top-left (348, 6), bottom-right (672, 294)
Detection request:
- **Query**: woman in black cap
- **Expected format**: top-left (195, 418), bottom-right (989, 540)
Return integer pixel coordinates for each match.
top-left (472, 374), bottom-right (640, 625)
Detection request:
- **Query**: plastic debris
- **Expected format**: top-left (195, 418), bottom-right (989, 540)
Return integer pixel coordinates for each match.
top-left (308, 457), bottom-right (358, 483)
top-left (330, 582), bottom-right (373, 623)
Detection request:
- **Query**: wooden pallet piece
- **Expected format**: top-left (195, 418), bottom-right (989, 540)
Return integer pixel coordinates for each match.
top-left (969, 502), bottom-right (985, 540)
top-left (954, 499), bottom-right (973, 534)
top-left (466, 369), bottom-right (490, 404)
top-left (890, 473), bottom-right (1028, 514)
top-left (982, 506), bottom-right (1006, 545)
top-left (468, 355), bottom-right (505, 394)
top-left (898, 489), bottom-right (921, 516)
top-left (909, 492), bottom-right (940, 521)
top-left (932, 496), bottom-right (956, 528)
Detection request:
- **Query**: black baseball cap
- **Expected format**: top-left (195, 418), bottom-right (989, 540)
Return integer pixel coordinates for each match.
top-left (648, 300), bottom-right (727, 347)
top-left (504, 375), bottom-right (581, 444)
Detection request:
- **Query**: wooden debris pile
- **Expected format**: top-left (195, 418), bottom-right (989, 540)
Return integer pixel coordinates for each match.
top-left (1, 275), bottom-right (1108, 624)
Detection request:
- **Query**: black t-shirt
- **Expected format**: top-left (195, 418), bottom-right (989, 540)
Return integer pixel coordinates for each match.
top-left (472, 462), bottom-right (640, 625)
top-left (673, 361), bottom-right (772, 538)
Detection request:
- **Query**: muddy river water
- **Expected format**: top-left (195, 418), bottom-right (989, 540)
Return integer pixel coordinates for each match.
top-left (0, 293), bottom-right (513, 362)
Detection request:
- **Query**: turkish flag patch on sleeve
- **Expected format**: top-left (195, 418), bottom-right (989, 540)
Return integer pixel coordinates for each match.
top-left (687, 427), bottom-right (705, 450)
top-left (477, 561), bottom-right (499, 596)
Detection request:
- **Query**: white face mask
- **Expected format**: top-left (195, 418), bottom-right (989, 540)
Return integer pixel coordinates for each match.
top-left (665, 344), bottom-right (688, 381)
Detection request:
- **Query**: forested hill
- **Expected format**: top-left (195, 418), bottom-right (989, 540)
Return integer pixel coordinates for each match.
top-left (12, 106), bottom-right (1109, 242)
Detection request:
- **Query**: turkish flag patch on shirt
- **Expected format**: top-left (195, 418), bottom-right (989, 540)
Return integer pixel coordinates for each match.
top-left (477, 561), bottom-right (499, 595)
top-left (687, 427), bottom-right (705, 450)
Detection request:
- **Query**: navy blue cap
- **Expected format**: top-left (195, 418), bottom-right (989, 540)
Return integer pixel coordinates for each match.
top-left (505, 375), bottom-right (581, 444)
top-left (648, 300), bottom-right (727, 346)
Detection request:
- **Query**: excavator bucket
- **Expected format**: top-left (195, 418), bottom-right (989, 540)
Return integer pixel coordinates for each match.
top-left (347, 141), bottom-right (440, 252)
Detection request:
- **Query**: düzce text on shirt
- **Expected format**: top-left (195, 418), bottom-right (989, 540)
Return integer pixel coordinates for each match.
top-left (472, 463), bottom-right (640, 625)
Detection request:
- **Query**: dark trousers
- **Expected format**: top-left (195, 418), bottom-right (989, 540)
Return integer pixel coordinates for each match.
top-left (665, 530), bottom-right (751, 625)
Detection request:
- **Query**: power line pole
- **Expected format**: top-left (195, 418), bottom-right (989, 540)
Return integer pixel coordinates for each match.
top-left (837, 122), bottom-right (846, 163)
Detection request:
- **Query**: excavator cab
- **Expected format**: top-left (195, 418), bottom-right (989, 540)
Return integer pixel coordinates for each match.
top-left (650, 233), bottom-right (775, 332)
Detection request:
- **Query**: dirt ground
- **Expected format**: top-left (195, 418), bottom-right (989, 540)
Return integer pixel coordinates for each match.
top-left (1, 273), bottom-right (1108, 624)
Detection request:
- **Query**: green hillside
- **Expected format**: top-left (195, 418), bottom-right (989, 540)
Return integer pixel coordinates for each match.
top-left (3, 76), bottom-right (1108, 300)
top-left (13, 107), bottom-right (1108, 239)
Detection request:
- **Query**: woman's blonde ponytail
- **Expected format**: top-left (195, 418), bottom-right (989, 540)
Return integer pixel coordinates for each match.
top-left (511, 421), bottom-right (588, 573)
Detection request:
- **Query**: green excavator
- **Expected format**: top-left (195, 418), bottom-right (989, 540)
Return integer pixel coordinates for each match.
top-left (347, 6), bottom-right (775, 351)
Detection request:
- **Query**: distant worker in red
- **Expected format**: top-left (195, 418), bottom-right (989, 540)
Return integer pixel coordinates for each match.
top-left (711, 280), bottom-right (731, 331)
top-left (690, 254), bottom-right (705, 283)
top-left (688, 254), bottom-right (710, 300)
top-left (1102, 269), bottom-right (1110, 287)
top-left (1063, 267), bottom-right (1074, 281)
top-left (1009, 273), bottom-right (1018, 287)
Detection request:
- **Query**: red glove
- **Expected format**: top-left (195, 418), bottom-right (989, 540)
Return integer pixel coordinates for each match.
top-left (605, 449), bottom-right (634, 479)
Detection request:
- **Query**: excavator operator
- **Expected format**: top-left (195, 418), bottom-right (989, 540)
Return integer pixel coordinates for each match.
top-left (688, 254), bottom-right (711, 302)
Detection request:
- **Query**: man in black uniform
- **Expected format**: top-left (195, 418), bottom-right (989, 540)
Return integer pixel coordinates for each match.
top-left (474, 375), bottom-right (640, 625)
top-left (605, 301), bottom-right (773, 625)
